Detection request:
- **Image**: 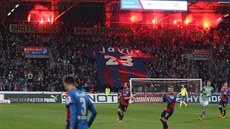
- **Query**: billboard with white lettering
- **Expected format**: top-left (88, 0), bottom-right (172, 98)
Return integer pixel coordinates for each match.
top-left (4, 93), bottom-right (61, 103)
top-left (62, 93), bottom-right (118, 104)
top-left (9, 24), bottom-right (58, 33)
top-left (134, 93), bottom-right (228, 104)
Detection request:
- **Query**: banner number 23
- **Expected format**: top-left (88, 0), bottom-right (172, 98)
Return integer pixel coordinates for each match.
top-left (105, 56), bottom-right (133, 67)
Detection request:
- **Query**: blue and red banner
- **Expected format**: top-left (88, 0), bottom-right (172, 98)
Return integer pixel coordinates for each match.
top-left (21, 46), bottom-right (50, 58)
top-left (86, 47), bottom-right (152, 87)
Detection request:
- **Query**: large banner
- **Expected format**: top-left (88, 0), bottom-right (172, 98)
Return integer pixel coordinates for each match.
top-left (4, 93), bottom-right (62, 103)
top-left (144, 29), bottom-right (204, 38)
top-left (74, 28), bottom-right (204, 38)
top-left (9, 24), bottom-right (58, 33)
top-left (61, 93), bottom-right (118, 104)
top-left (86, 47), bottom-right (151, 87)
top-left (74, 28), bottom-right (133, 35)
top-left (21, 46), bottom-right (50, 58)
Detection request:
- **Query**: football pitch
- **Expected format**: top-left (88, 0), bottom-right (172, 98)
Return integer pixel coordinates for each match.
top-left (0, 103), bottom-right (229, 129)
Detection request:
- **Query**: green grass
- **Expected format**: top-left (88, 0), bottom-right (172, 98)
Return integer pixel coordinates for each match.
top-left (0, 103), bottom-right (229, 129)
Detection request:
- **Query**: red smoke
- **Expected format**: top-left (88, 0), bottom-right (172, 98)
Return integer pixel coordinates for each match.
top-left (185, 15), bottom-right (193, 25)
top-left (28, 5), bottom-right (53, 24)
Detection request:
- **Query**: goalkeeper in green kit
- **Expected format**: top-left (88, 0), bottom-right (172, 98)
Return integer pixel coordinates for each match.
top-left (198, 80), bottom-right (214, 120)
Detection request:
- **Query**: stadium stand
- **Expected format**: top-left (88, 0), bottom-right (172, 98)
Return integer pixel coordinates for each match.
top-left (0, 25), bottom-right (229, 92)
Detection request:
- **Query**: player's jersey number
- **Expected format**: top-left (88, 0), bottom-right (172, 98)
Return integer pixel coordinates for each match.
top-left (105, 56), bottom-right (133, 67)
top-left (80, 97), bottom-right (87, 116)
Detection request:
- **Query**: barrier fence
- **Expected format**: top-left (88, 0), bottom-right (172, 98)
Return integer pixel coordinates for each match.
top-left (0, 92), bottom-right (227, 104)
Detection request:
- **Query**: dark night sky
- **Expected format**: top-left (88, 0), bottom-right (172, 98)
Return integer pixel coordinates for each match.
top-left (59, 3), bottom-right (105, 24)
top-left (7, 2), bottom-right (105, 24)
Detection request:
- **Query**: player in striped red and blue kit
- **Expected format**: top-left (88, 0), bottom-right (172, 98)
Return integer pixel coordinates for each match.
top-left (218, 81), bottom-right (229, 118)
top-left (64, 76), bottom-right (97, 129)
top-left (160, 86), bottom-right (177, 129)
top-left (117, 82), bottom-right (133, 123)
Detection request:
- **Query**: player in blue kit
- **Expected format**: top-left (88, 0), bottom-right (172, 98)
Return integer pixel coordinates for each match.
top-left (160, 86), bottom-right (177, 129)
top-left (64, 76), bottom-right (97, 129)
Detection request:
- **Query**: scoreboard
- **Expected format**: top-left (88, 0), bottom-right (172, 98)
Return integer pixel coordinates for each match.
top-left (121, 0), bottom-right (188, 11)
top-left (121, 0), bottom-right (230, 11)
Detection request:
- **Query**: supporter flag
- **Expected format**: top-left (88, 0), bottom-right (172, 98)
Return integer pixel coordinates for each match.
top-left (86, 47), bottom-right (152, 88)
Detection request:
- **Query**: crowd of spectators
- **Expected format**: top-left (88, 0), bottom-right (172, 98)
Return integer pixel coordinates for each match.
top-left (0, 24), bottom-right (229, 92)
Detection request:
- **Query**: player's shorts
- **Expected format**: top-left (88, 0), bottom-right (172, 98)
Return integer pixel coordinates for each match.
top-left (66, 121), bottom-right (78, 129)
top-left (201, 100), bottom-right (209, 106)
top-left (219, 100), bottom-right (228, 108)
top-left (161, 110), bottom-right (173, 120)
top-left (118, 104), bottom-right (128, 112)
top-left (180, 96), bottom-right (186, 101)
